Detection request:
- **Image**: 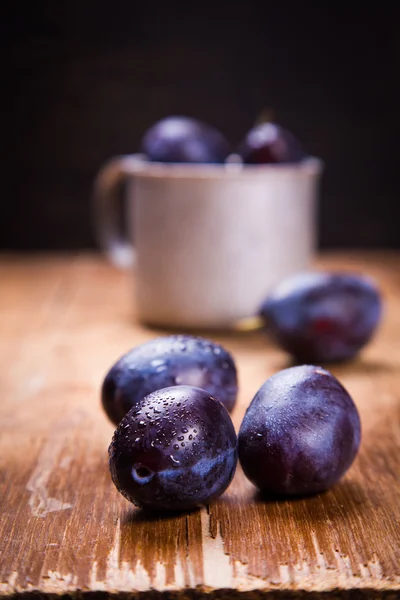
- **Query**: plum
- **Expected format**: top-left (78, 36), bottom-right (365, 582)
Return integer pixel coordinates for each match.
top-left (238, 365), bottom-right (361, 496)
top-left (239, 122), bottom-right (305, 164)
top-left (259, 272), bottom-right (382, 362)
top-left (109, 385), bottom-right (237, 511)
top-left (102, 335), bottom-right (238, 425)
top-left (141, 116), bottom-right (230, 163)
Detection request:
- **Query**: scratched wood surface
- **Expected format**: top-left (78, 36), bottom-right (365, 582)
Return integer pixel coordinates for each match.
top-left (0, 253), bottom-right (399, 599)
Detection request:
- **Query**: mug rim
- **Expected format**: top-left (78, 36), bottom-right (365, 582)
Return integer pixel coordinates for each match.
top-left (124, 154), bottom-right (324, 180)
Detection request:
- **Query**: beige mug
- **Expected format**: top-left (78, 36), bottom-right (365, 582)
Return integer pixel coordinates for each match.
top-left (93, 155), bottom-right (322, 329)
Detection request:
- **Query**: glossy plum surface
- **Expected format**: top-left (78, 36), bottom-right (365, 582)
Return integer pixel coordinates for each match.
top-left (140, 116), bottom-right (230, 163)
top-left (238, 365), bottom-right (361, 496)
top-left (259, 272), bottom-right (382, 363)
top-left (239, 122), bottom-right (305, 164)
top-left (102, 335), bottom-right (238, 425)
top-left (109, 385), bottom-right (238, 511)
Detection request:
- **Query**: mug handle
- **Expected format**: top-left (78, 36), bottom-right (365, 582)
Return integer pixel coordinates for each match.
top-left (93, 155), bottom-right (144, 269)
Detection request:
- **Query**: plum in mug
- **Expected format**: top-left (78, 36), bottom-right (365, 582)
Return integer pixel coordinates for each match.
top-left (93, 155), bottom-right (323, 330)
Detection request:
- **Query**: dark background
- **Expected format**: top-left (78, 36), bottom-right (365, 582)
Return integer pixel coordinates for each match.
top-left (2, 2), bottom-right (399, 250)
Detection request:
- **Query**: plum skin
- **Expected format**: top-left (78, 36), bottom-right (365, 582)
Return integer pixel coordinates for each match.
top-left (259, 272), bottom-right (382, 363)
top-left (239, 122), bottom-right (305, 164)
top-left (108, 385), bottom-right (238, 512)
top-left (238, 365), bottom-right (361, 496)
top-left (140, 116), bottom-right (230, 164)
top-left (101, 335), bottom-right (238, 425)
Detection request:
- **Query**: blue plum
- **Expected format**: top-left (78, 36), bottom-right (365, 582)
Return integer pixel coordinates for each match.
top-left (140, 116), bottom-right (230, 164)
top-left (239, 122), bottom-right (305, 164)
top-left (238, 365), bottom-right (361, 496)
top-left (109, 385), bottom-right (238, 511)
top-left (102, 335), bottom-right (238, 425)
top-left (259, 272), bottom-right (382, 363)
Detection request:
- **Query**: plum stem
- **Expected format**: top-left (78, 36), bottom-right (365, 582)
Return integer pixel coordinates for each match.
top-left (254, 107), bottom-right (276, 126)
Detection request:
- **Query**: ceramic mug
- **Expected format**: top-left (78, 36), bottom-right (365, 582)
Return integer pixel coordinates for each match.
top-left (93, 155), bottom-right (322, 329)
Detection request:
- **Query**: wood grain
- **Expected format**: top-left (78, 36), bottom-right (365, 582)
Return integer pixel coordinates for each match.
top-left (0, 252), bottom-right (399, 598)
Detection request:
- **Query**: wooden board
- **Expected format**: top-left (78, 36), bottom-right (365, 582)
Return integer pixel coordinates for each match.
top-left (0, 252), bottom-right (399, 598)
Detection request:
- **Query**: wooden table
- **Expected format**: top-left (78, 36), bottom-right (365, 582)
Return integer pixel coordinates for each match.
top-left (0, 253), bottom-right (399, 599)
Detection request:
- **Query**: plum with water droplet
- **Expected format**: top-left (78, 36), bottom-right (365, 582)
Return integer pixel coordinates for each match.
top-left (102, 335), bottom-right (238, 425)
top-left (108, 385), bottom-right (238, 511)
top-left (238, 365), bottom-right (361, 496)
top-left (141, 116), bottom-right (230, 163)
top-left (259, 272), bottom-right (382, 363)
